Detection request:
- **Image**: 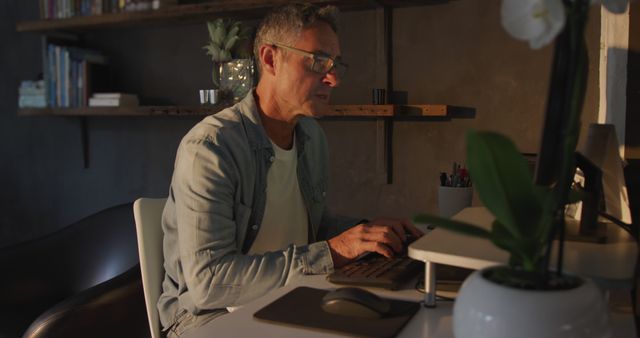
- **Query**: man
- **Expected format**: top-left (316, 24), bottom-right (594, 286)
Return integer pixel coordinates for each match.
top-left (159, 4), bottom-right (423, 337)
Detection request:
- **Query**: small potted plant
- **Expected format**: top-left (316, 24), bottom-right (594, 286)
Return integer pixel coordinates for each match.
top-left (203, 19), bottom-right (254, 102)
top-left (414, 0), bottom-right (630, 337)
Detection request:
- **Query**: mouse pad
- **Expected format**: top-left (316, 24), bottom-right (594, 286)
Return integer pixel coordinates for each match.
top-left (253, 286), bottom-right (420, 338)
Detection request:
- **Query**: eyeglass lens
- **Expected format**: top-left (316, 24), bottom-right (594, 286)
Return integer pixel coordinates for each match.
top-left (311, 57), bottom-right (347, 77)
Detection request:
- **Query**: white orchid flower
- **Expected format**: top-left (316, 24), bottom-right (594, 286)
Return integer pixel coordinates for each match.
top-left (501, 0), bottom-right (566, 49)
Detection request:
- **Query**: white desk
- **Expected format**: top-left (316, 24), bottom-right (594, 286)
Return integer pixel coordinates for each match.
top-left (409, 207), bottom-right (638, 307)
top-left (185, 274), bottom-right (454, 338)
top-left (186, 208), bottom-right (637, 338)
top-left (185, 207), bottom-right (637, 338)
top-left (185, 273), bottom-right (635, 338)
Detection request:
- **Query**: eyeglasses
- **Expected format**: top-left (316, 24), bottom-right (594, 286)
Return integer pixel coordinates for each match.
top-left (271, 42), bottom-right (348, 78)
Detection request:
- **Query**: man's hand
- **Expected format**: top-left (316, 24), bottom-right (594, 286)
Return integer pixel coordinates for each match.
top-left (327, 218), bottom-right (425, 268)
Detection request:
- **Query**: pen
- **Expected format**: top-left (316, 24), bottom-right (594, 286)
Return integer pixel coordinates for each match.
top-left (440, 162), bottom-right (472, 187)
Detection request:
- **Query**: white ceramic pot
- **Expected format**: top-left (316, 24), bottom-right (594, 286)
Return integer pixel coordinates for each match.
top-left (453, 267), bottom-right (611, 338)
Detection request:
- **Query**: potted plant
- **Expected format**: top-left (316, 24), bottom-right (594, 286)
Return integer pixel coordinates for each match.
top-left (203, 19), bottom-right (254, 102)
top-left (414, 0), bottom-right (630, 337)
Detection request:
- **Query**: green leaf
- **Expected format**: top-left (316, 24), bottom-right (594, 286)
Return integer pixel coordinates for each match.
top-left (207, 21), bottom-right (217, 42)
top-left (466, 131), bottom-right (542, 239)
top-left (204, 44), bottom-right (222, 62)
top-left (224, 36), bottom-right (239, 52)
top-left (413, 214), bottom-right (491, 239)
top-left (225, 23), bottom-right (240, 43)
top-left (219, 50), bottom-right (232, 62)
top-left (212, 19), bottom-right (226, 45)
top-left (490, 221), bottom-right (538, 271)
top-left (533, 185), bottom-right (552, 204)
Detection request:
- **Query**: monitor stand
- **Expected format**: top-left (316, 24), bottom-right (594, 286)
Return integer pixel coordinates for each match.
top-left (564, 152), bottom-right (608, 244)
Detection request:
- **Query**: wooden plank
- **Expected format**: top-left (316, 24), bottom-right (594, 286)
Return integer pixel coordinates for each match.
top-left (149, 105), bottom-right (229, 116)
top-left (17, 105), bottom-right (229, 117)
top-left (16, 0), bottom-right (376, 32)
top-left (376, 0), bottom-right (450, 6)
top-left (18, 104), bottom-right (455, 117)
top-left (329, 104), bottom-right (395, 116)
top-left (399, 104), bottom-right (448, 116)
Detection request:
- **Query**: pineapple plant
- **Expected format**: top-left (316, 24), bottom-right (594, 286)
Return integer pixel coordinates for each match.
top-left (203, 19), bottom-right (253, 91)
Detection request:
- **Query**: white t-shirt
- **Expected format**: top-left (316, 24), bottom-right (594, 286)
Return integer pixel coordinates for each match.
top-left (248, 137), bottom-right (309, 254)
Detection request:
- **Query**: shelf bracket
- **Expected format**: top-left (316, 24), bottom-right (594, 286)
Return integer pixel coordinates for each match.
top-left (384, 5), bottom-right (393, 184)
top-left (80, 117), bottom-right (89, 169)
top-left (384, 117), bottom-right (394, 184)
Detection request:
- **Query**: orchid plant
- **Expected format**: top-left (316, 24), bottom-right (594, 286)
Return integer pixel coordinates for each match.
top-left (415, 0), bottom-right (629, 288)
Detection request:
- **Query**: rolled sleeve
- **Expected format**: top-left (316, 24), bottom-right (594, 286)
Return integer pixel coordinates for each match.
top-left (302, 241), bottom-right (334, 274)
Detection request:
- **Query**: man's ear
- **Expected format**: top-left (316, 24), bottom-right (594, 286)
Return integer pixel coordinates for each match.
top-left (259, 44), bottom-right (277, 76)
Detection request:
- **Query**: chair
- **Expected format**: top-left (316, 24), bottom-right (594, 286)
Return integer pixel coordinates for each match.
top-left (133, 197), bottom-right (167, 338)
top-left (0, 202), bottom-right (148, 338)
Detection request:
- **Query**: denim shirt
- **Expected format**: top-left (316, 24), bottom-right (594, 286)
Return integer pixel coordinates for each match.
top-left (158, 92), bottom-right (360, 330)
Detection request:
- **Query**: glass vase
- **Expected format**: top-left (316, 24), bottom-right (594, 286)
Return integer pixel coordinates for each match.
top-left (213, 59), bottom-right (254, 103)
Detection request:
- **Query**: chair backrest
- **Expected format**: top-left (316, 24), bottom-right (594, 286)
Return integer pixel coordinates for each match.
top-left (133, 198), bottom-right (167, 338)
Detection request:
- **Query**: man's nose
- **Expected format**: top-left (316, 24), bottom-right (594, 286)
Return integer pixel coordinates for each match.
top-left (322, 70), bottom-right (340, 87)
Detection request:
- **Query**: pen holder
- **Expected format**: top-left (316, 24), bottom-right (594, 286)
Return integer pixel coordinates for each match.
top-left (438, 186), bottom-right (473, 218)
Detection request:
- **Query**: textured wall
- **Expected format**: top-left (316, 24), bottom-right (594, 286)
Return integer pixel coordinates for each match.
top-left (0, 0), bottom-right (604, 247)
top-left (627, 2), bottom-right (640, 159)
top-left (324, 3), bottom-right (601, 219)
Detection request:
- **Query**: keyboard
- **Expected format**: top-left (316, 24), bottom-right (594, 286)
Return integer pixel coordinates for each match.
top-left (327, 253), bottom-right (424, 290)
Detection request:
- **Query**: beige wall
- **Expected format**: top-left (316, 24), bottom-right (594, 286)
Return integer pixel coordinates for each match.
top-left (322, 1), bottom-right (602, 220)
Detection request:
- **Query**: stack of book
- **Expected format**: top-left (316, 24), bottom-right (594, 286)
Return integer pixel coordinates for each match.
top-left (18, 80), bottom-right (47, 108)
top-left (44, 43), bottom-right (109, 108)
top-left (39, 0), bottom-right (177, 19)
top-left (88, 93), bottom-right (139, 107)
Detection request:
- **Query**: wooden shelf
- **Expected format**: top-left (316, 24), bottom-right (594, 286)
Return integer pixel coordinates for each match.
top-left (16, 0), bottom-right (377, 32)
top-left (17, 105), bottom-right (227, 116)
top-left (17, 104), bottom-right (454, 117)
top-left (16, 0), bottom-right (449, 33)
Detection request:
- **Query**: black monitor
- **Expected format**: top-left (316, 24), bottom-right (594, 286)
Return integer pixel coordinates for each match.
top-left (572, 152), bottom-right (607, 242)
top-left (535, 121), bottom-right (632, 243)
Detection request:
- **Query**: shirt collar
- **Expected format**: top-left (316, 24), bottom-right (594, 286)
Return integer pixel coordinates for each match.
top-left (237, 90), bottom-right (310, 153)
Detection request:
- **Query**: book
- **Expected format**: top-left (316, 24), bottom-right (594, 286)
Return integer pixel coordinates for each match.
top-left (152, 0), bottom-right (176, 10)
top-left (42, 36), bottom-right (111, 107)
top-left (18, 80), bottom-right (47, 108)
top-left (89, 95), bottom-right (139, 107)
top-left (92, 92), bottom-right (136, 99)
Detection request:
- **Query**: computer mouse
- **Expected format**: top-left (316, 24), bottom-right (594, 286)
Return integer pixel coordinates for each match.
top-left (321, 287), bottom-right (391, 318)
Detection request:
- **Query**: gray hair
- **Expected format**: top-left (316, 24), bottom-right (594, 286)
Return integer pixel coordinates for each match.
top-left (253, 3), bottom-right (339, 75)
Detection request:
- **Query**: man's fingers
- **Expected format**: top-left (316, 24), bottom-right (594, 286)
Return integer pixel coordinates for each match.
top-left (363, 226), bottom-right (403, 252)
top-left (404, 223), bottom-right (425, 238)
top-left (366, 241), bottom-right (394, 258)
top-left (369, 219), bottom-right (409, 241)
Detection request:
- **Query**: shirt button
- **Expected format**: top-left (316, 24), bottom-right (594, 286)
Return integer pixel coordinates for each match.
top-left (251, 224), bottom-right (259, 231)
top-left (269, 156), bottom-right (275, 162)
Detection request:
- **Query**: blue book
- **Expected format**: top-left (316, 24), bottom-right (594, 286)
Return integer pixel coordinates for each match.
top-left (47, 44), bottom-right (55, 107)
top-left (60, 47), bottom-right (66, 107)
top-left (55, 45), bottom-right (61, 107)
